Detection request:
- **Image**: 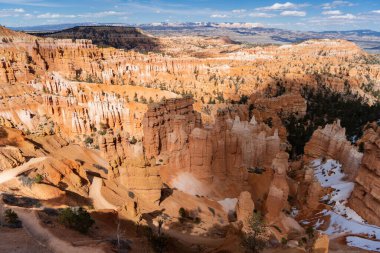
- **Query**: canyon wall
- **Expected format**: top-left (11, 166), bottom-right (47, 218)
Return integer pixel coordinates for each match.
top-left (142, 98), bottom-right (282, 197)
top-left (349, 124), bottom-right (380, 225)
top-left (304, 120), bottom-right (363, 179)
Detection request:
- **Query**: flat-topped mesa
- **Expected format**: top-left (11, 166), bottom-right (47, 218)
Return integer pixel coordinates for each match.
top-left (304, 120), bottom-right (363, 179)
top-left (142, 97), bottom-right (201, 160)
top-left (349, 124), bottom-right (380, 226)
top-left (276, 39), bottom-right (364, 58)
top-left (34, 26), bottom-right (159, 51)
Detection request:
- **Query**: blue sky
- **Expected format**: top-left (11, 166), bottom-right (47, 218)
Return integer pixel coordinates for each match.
top-left (1, 0), bottom-right (380, 31)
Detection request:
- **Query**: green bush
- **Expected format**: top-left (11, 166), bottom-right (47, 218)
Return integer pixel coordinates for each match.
top-left (84, 136), bottom-right (94, 145)
top-left (58, 207), bottom-right (94, 233)
top-left (33, 174), bottom-right (44, 184)
top-left (98, 130), bottom-right (107, 135)
top-left (4, 209), bottom-right (20, 225)
top-left (193, 217), bottom-right (201, 224)
top-left (178, 207), bottom-right (187, 219)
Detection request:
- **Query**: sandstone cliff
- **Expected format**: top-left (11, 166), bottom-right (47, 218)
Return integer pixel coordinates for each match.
top-left (141, 98), bottom-right (282, 198)
top-left (349, 124), bottom-right (380, 225)
top-left (304, 120), bottom-right (363, 179)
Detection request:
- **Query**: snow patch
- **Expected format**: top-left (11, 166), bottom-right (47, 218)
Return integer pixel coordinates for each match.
top-left (309, 159), bottom-right (380, 252)
top-left (171, 172), bottom-right (208, 196)
top-left (346, 236), bottom-right (380, 252)
top-left (312, 159), bottom-right (364, 222)
top-left (218, 198), bottom-right (238, 213)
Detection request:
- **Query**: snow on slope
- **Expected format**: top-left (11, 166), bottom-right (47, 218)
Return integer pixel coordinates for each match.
top-left (347, 236), bottom-right (380, 252)
top-left (311, 159), bottom-right (380, 252)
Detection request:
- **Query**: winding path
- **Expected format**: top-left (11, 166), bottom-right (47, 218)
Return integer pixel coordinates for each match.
top-left (89, 177), bottom-right (117, 210)
top-left (0, 157), bottom-right (48, 184)
top-left (0, 158), bottom-right (113, 252)
top-left (15, 208), bottom-right (106, 253)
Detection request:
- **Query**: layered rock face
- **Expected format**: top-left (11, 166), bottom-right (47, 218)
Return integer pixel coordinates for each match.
top-left (142, 98), bottom-right (282, 197)
top-left (119, 166), bottom-right (163, 206)
top-left (142, 97), bottom-right (201, 160)
top-left (99, 130), bottom-right (145, 171)
top-left (349, 124), bottom-right (380, 225)
top-left (0, 71), bottom-right (176, 137)
top-left (0, 146), bottom-right (25, 170)
top-left (304, 120), bottom-right (363, 179)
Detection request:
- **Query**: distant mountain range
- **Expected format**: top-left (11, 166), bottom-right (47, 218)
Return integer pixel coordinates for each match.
top-left (8, 22), bottom-right (380, 53)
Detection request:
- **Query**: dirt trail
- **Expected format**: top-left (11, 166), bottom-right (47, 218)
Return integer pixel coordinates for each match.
top-left (0, 157), bottom-right (48, 184)
top-left (89, 177), bottom-right (117, 210)
top-left (15, 208), bottom-right (106, 253)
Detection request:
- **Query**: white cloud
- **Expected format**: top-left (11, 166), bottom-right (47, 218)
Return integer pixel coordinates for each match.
top-left (280, 10), bottom-right (306, 17)
top-left (322, 1), bottom-right (354, 10)
top-left (328, 13), bottom-right (356, 19)
top-left (213, 22), bottom-right (264, 28)
top-left (232, 9), bottom-right (246, 13)
top-left (372, 10), bottom-right (380, 14)
top-left (13, 8), bottom-right (25, 13)
top-left (37, 13), bottom-right (76, 18)
top-left (210, 14), bottom-right (228, 18)
top-left (89, 11), bottom-right (126, 18)
top-left (36, 11), bottom-right (127, 19)
top-left (0, 8), bottom-right (26, 17)
top-left (256, 2), bottom-right (301, 11)
top-left (322, 10), bottom-right (342, 15)
top-left (249, 12), bottom-right (276, 18)
top-left (0, 0), bottom-right (59, 7)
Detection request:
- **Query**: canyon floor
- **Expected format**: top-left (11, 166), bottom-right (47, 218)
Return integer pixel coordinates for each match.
top-left (0, 25), bottom-right (380, 253)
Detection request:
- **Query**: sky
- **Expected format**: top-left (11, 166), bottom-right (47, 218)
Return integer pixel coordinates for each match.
top-left (1, 0), bottom-right (380, 31)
